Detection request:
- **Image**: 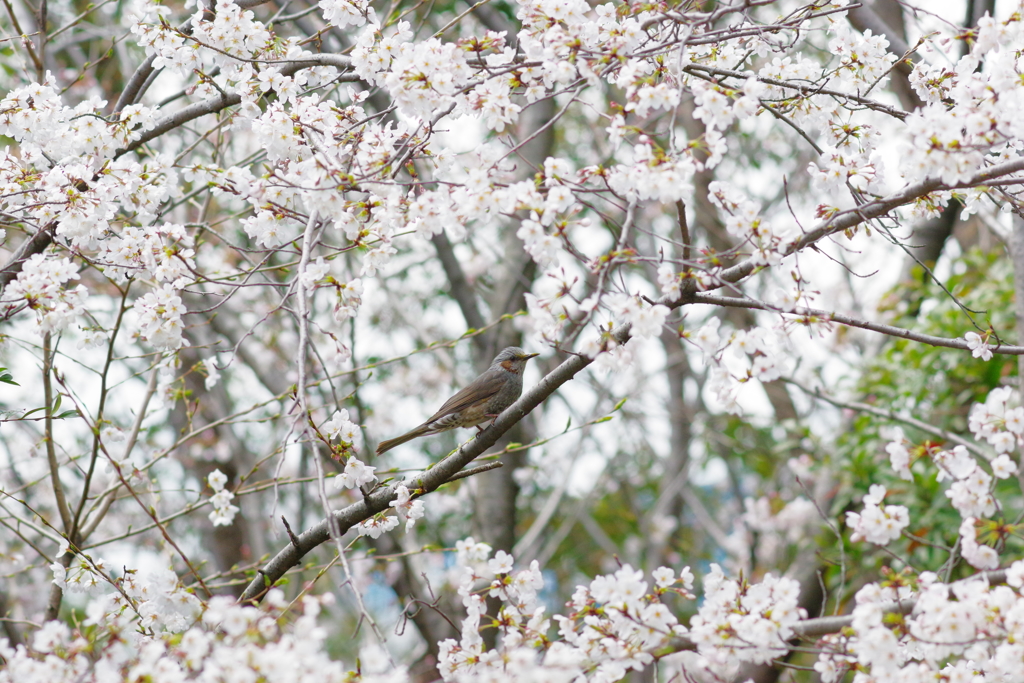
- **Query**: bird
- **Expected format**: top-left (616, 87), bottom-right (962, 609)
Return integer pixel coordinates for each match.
top-left (375, 347), bottom-right (539, 455)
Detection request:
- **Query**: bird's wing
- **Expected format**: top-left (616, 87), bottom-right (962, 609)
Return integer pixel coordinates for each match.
top-left (425, 369), bottom-right (505, 423)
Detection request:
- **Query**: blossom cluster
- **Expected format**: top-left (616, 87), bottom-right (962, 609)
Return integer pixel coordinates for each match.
top-left (881, 387), bottom-right (1021, 550)
top-left (969, 387), bottom-right (1024, 454)
top-left (50, 546), bottom-right (108, 597)
top-left (350, 482), bottom-right (424, 538)
top-left (873, 387), bottom-right (1024, 564)
top-left (323, 409), bottom-right (360, 446)
top-left (845, 484), bottom-right (910, 546)
top-left (438, 538), bottom-right (694, 683)
top-left (207, 469), bottom-right (239, 527)
top-left (335, 457), bottom-right (377, 490)
top-left (966, 331), bottom-right (995, 361)
top-left (3, 254), bottom-right (86, 333)
top-left (0, 580), bottom-right (403, 683)
top-left (902, 15), bottom-right (1024, 186)
top-left (131, 0), bottom-right (277, 78)
top-left (132, 284), bottom-right (188, 351)
top-left (689, 564), bottom-right (805, 672)
top-left (816, 564), bottom-right (1024, 683)
top-left (0, 79), bottom-right (156, 163)
top-left (6, 0), bottom-right (1024, 680)
top-left (98, 222), bottom-right (195, 286)
top-left (688, 319), bottom-right (794, 413)
top-left (807, 119), bottom-right (887, 201)
top-left (709, 181), bottom-right (795, 267)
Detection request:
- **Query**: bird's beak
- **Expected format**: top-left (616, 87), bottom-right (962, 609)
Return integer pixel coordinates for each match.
top-left (523, 353), bottom-right (539, 359)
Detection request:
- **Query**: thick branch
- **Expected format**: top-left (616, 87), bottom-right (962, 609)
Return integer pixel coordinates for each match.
top-left (699, 157), bottom-right (1024, 292)
top-left (112, 0), bottom-right (280, 114)
top-left (116, 57), bottom-right (356, 159)
top-left (42, 334), bottom-right (73, 534)
top-left (0, 222), bottom-right (54, 293)
top-left (114, 54), bottom-right (158, 114)
top-left (238, 350), bottom-right (596, 603)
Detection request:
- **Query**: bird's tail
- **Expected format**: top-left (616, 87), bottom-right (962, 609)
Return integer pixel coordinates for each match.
top-left (376, 426), bottom-right (428, 455)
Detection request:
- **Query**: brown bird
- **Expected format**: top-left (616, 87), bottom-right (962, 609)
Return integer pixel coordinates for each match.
top-left (375, 347), bottom-right (539, 455)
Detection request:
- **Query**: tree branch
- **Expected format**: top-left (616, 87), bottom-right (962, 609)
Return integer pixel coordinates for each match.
top-left (238, 348), bottom-right (598, 603)
top-left (115, 57), bottom-right (357, 159)
top-left (699, 157), bottom-right (1024, 292)
top-left (241, 164), bottom-right (1024, 601)
top-left (787, 379), bottom-right (992, 460)
top-left (0, 222), bottom-right (54, 293)
top-left (113, 54), bottom-right (157, 114)
top-left (693, 293), bottom-right (1024, 355)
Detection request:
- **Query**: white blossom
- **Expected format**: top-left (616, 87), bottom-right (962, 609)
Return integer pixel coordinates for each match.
top-left (334, 456), bottom-right (377, 489)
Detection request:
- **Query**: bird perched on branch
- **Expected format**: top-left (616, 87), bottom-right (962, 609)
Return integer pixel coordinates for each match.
top-left (375, 347), bottom-right (539, 455)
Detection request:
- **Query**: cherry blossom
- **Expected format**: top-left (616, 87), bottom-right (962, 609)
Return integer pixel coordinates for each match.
top-left (5, 0), bottom-right (1024, 680)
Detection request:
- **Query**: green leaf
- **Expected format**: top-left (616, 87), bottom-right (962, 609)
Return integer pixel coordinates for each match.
top-left (56, 410), bottom-right (80, 419)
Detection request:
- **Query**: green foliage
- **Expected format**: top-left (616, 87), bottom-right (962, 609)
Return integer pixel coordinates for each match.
top-left (0, 367), bottom-right (18, 386)
top-left (867, 247), bottom-right (1016, 423)
top-left (833, 246), bottom-right (1019, 582)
